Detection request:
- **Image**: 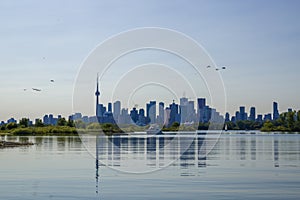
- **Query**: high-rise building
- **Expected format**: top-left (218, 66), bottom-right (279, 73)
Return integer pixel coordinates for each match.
top-left (164, 107), bottom-right (171, 127)
top-left (273, 102), bottom-right (279, 120)
top-left (235, 111), bottom-right (240, 121)
top-left (119, 108), bottom-right (130, 124)
top-left (197, 98), bottom-right (206, 122)
top-left (113, 101), bottom-right (121, 123)
top-left (138, 108), bottom-right (147, 125)
top-left (180, 97), bottom-right (188, 123)
top-left (169, 101), bottom-right (179, 126)
top-left (202, 106), bottom-right (212, 123)
top-left (157, 102), bottom-right (164, 125)
top-left (239, 106), bottom-right (246, 121)
top-left (146, 101), bottom-right (156, 124)
top-left (197, 98), bottom-right (206, 110)
top-left (187, 101), bottom-right (196, 122)
top-left (264, 113), bottom-right (272, 121)
top-left (256, 114), bottom-right (263, 123)
top-left (249, 107), bottom-right (256, 121)
top-left (108, 103), bottom-right (112, 113)
top-left (130, 107), bottom-right (138, 123)
top-left (225, 112), bottom-right (230, 122)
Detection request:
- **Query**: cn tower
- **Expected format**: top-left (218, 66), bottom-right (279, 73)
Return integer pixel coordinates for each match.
top-left (95, 73), bottom-right (100, 116)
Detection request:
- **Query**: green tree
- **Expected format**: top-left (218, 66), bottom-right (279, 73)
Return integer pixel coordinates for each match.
top-left (287, 111), bottom-right (295, 130)
top-left (19, 118), bottom-right (29, 127)
top-left (6, 122), bottom-right (18, 130)
top-left (261, 120), bottom-right (274, 131)
top-left (57, 118), bottom-right (67, 126)
top-left (67, 119), bottom-right (75, 127)
top-left (35, 119), bottom-right (44, 127)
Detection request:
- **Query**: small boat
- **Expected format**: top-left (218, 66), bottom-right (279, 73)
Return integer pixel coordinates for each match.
top-left (146, 124), bottom-right (163, 135)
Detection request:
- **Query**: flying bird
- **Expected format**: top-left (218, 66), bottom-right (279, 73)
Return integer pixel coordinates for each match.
top-left (222, 66), bottom-right (226, 69)
top-left (206, 65), bottom-right (211, 68)
top-left (32, 88), bottom-right (42, 92)
top-left (50, 79), bottom-right (55, 82)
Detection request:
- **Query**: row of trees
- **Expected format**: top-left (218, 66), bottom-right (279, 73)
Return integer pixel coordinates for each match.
top-left (261, 110), bottom-right (300, 132)
top-left (0, 117), bottom-right (75, 131)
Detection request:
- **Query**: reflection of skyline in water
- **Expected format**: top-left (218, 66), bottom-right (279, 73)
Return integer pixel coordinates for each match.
top-left (2, 134), bottom-right (300, 196)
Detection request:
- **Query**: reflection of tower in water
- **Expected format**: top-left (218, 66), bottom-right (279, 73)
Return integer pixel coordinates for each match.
top-left (95, 134), bottom-right (207, 178)
top-left (95, 135), bottom-right (99, 194)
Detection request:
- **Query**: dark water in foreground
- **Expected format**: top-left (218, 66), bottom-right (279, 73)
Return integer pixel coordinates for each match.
top-left (0, 133), bottom-right (300, 200)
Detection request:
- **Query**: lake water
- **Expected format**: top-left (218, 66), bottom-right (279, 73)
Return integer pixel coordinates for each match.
top-left (1, 133), bottom-right (300, 200)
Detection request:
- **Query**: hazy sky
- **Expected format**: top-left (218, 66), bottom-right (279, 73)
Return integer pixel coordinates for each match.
top-left (0, 0), bottom-right (299, 121)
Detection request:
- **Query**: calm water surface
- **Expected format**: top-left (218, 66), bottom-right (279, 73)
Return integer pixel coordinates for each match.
top-left (1, 133), bottom-right (300, 200)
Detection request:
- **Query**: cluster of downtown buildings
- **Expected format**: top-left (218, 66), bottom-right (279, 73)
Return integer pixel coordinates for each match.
top-left (0, 100), bottom-right (290, 127)
top-left (225, 102), bottom-right (282, 123)
top-left (0, 78), bottom-right (292, 127)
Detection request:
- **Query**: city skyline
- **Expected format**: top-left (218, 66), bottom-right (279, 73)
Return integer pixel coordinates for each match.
top-left (1, 1), bottom-right (300, 120)
top-left (0, 95), bottom-right (294, 126)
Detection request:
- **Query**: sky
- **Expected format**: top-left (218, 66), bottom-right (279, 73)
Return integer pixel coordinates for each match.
top-left (0, 0), bottom-right (300, 121)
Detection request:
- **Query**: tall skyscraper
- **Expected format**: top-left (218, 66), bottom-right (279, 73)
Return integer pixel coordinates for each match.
top-left (158, 102), bottom-right (164, 125)
top-left (108, 103), bottom-right (112, 113)
top-left (197, 98), bottom-right (206, 122)
top-left (273, 102), bottom-right (279, 120)
top-left (146, 101), bottom-right (156, 124)
top-left (197, 98), bottom-right (206, 112)
top-left (239, 106), bottom-right (246, 121)
top-left (225, 112), bottom-right (230, 122)
top-left (235, 111), bottom-right (240, 121)
top-left (187, 101), bottom-right (196, 122)
top-left (130, 107), bottom-right (138, 123)
top-left (249, 107), bottom-right (256, 121)
top-left (180, 97), bottom-right (188, 123)
top-left (169, 101), bottom-right (179, 126)
top-left (113, 101), bottom-right (121, 123)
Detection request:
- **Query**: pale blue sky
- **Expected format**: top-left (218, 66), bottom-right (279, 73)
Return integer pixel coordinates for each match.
top-left (0, 0), bottom-right (299, 120)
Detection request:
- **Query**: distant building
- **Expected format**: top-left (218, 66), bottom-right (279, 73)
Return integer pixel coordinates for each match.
top-left (157, 102), bottom-right (164, 125)
top-left (108, 102), bottom-right (112, 113)
top-left (130, 107), bottom-right (139, 123)
top-left (113, 101), bottom-right (121, 123)
top-left (235, 111), bottom-right (240, 121)
top-left (180, 97), bottom-right (188, 123)
top-left (138, 108), bottom-right (147, 125)
top-left (119, 108), bottom-right (130, 124)
top-left (197, 98), bottom-right (206, 122)
top-left (169, 101), bottom-right (179, 126)
top-left (187, 101), bottom-right (196, 122)
top-left (256, 114), bottom-right (263, 123)
top-left (249, 107), bottom-right (256, 121)
top-left (231, 116), bottom-right (236, 123)
top-left (164, 108), bottom-right (171, 126)
top-left (239, 106), bottom-right (247, 121)
top-left (273, 102), bottom-right (279, 120)
top-left (264, 113), bottom-right (272, 121)
top-left (225, 112), bottom-right (230, 122)
top-left (146, 101), bottom-right (156, 124)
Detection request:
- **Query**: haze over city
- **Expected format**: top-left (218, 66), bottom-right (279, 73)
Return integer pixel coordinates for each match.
top-left (1, 0), bottom-right (300, 121)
